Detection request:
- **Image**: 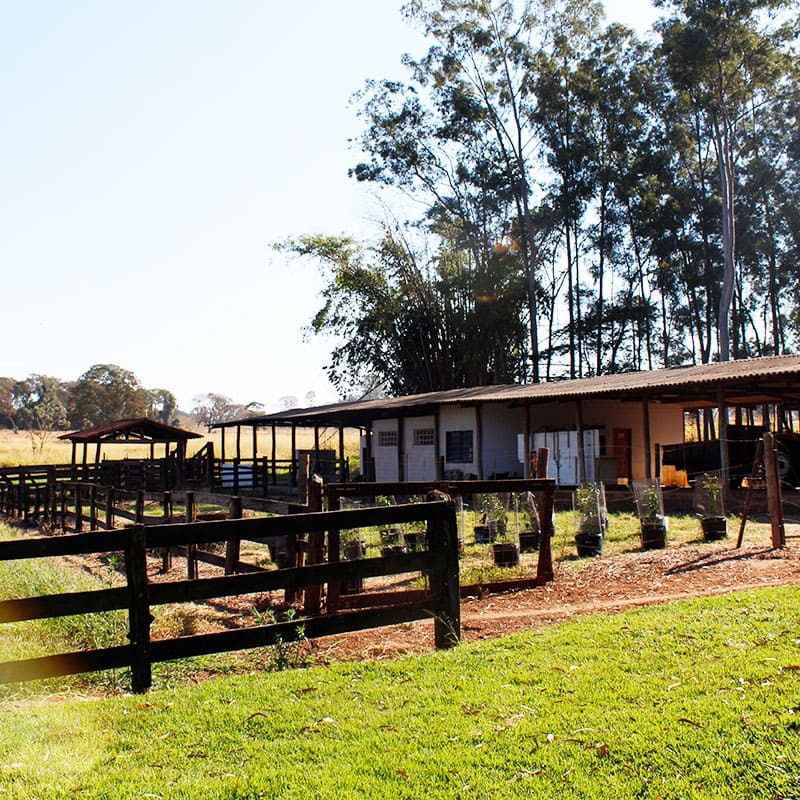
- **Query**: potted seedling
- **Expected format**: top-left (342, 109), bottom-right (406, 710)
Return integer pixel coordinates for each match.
top-left (340, 528), bottom-right (367, 594)
top-left (484, 494), bottom-right (518, 567)
top-left (518, 491), bottom-right (541, 552)
top-left (340, 527), bottom-right (367, 560)
top-left (633, 480), bottom-right (667, 550)
top-left (402, 506), bottom-right (426, 551)
top-left (573, 482), bottom-right (607, 557)
top-left (697, 472), bottom-right (727, 541)
top-left (379, 526), bottom-right (406, 556)
top-left (474, 493), bottom-right (504, 544)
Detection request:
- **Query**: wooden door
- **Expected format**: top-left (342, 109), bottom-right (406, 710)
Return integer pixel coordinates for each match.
top-left (613, 428), bottom-right (632, 482)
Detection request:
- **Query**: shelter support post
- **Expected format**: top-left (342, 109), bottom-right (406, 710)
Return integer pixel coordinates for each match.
top-left (523, 406), bottom-right (531, 479)
top-left (642, 399), bottom-right (652, 480)
top-left (717, 391), bottom-right (730, 492)
top-left (575, 400), bottom-right (585, 484)
top-left (434, 408), bottom-right (442, 480)
top-left (397, 417), bottom-right (405, 482)
top-left (476, 404), bottom-right (484, 480)
top-left (290, 425), bottom-right (297, 486)
top-left (338, 427), bottom-right (345, 482)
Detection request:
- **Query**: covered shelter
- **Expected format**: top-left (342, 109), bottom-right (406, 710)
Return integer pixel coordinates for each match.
top-left (215, 355), bottom-right (800, 490)
top-left (59, 418), bottom-right (203, 490)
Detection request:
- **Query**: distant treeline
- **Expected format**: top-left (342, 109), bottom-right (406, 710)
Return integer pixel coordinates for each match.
top-left (0, 364), bottom-right (265, 431)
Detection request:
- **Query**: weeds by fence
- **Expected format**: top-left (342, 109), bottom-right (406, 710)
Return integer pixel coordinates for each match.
top-left (0, 496), bottom-right (460, 693)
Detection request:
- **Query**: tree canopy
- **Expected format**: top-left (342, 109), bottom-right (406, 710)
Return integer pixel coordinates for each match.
top-left (288, 0), bottom-right (800, 396)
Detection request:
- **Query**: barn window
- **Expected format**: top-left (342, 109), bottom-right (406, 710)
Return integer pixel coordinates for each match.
top-left (377, 430), bottom-right (398, 447)
top-left (413, 428), bottom-right (435, 447)
top-left (445, 430), bottom-right (473, 463)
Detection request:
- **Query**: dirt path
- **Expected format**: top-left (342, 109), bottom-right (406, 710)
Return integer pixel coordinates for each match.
top-left (313, 541), bottom-right (800, 663)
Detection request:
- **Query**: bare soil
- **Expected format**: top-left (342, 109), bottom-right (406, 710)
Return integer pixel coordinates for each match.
top-left (311, 540), bottom-right (800, 664)
top-left (61, 531), bottom-right (800, 670)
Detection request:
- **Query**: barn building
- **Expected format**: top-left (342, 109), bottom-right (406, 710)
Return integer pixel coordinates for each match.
top-left (215, 355), bottom-right (800, 489)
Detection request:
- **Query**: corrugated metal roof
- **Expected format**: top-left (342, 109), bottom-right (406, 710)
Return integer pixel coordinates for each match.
top-left (60, 418), bottom-right (203, 443)
top-left (217, 355), bottom-right (800, 428)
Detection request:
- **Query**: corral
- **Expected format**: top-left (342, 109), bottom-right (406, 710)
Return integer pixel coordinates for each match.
top-left (0, 473), bottom-right (560, 692)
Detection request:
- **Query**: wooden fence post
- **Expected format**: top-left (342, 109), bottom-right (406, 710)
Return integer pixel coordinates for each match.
top-left (298, 454), bottom-right (310, 505)
top-left (326, 489), bottom-right (342, 613)
top-left (48, 470), bottom-right (57, 528)
top-left (161, 492), bottom-right (173, 572)
top-left (134, 490), bottom-right (145, 524)
top-left (60, 484), bottom-right (68, 532)
top-left (89, 484), bottom-right (98, 532)
top-left (127, 525), bottom-right (152, 694)
top-left (74, 485), bottom-right (83, 533)
top-left (19, 469), bottom-right (27, 522)
top-left (535, 457), bottom-right (555, 585)
top-left (224, 496), bottom-right (243, 575)
top-left (105, 487), bottom-right (116, 531)
top-left (427, 492), bottom-right (461, 648)
top-left (763, 432), bottom-right (786, 549)
top-left (185, 492), bottom-right (198, 579)
top-left (304, 475), bottom-right (325, 616)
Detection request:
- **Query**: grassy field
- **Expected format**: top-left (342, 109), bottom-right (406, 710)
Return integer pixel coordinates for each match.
top-left (0, 584), bottom-right (798, 798)
top-left (0, 427), bottom-right (362, 468)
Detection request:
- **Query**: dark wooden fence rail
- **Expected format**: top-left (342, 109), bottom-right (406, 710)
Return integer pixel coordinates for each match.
top-left (0, 497), bottom-right (460, 693)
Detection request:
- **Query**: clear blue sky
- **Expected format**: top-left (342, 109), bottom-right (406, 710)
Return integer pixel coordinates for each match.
top-left (1, 1), bottom-right (660, 412)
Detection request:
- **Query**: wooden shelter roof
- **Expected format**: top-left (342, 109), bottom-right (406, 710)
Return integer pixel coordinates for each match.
top-left (59, 418), bottom-right (203, 445)
top-left (215, 355), bottom-right (800, 430)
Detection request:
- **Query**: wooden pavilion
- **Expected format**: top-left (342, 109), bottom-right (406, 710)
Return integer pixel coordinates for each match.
top-left (59, 418), bottom-right (202, 490)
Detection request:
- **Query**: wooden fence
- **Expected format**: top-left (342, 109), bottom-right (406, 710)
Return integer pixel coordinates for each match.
top-left (0, 495), bottom-right (460, 693)
top-left (2, 481), bottom-right (292, 530)
top-left (210, 456), bottom-right (349, 494)
top-left (326, 478), bottom-right (556, 599)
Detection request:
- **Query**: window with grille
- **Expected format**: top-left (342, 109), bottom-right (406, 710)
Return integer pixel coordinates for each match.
top-left (413, 428), bottom-right (435, 447)
top-left (377, 430), bottom-right (398, 447)
top-left (445, 430), bottom-right (473, 463)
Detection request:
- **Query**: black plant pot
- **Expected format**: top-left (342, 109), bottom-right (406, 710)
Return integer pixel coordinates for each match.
top-left (641, 520), bottom-right (667, 550)
top-left (575, 531), bottom-right (603, 557)
top-left (519, 530), bottom-right (539, 552)
top-left (701, 516), bottom-right (727, 541)
top-left (341, 539), bottom-right (367, 594)
top-left (404, 531), bottom-right (423, 552)
top-left (492, 542), bottom-right (520, 567)
top-left (474, 523), bottom-right (497, 544)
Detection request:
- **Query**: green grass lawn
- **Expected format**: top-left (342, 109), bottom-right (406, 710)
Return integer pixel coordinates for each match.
top-left (1, 585), bottom-right (799, 799)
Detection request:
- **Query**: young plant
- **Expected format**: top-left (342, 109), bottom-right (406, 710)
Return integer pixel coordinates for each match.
top-left (699, 473), bottom-right (724, 517)
top-left (574, 483), bottom-right (606, 535)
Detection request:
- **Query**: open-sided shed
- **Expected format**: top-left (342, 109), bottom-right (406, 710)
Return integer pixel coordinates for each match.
top-left (59, 418), bottom-right (202, 490)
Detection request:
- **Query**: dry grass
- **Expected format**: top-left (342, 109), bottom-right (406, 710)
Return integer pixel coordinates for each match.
top-left (0, 427), bottom-right (362, 468)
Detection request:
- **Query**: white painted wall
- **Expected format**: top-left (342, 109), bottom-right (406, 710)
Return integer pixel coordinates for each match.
top-left (522, 399), bottom-right (684, 482)
top-left (372, 419), bottom-right (399, 482)
top-left (404, 416), bottom-right (437, 482)
top-left (439, 406), bottom-right (478, 478)
top-left (528, 429), bottom-right (601, 485)
top-left (363, 398), bottom-right (685, 485)
top-left (480, 404), bottom-right (525, 478)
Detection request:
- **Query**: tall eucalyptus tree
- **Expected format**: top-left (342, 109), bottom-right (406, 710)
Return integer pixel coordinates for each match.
top-left (656, 0), bottom-right (798, 361)
top-left (353, 0), bottom-right (556, 380)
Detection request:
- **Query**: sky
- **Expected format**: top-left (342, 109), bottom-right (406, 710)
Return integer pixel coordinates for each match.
top-left (1, 1), bottom-right (661, 413)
